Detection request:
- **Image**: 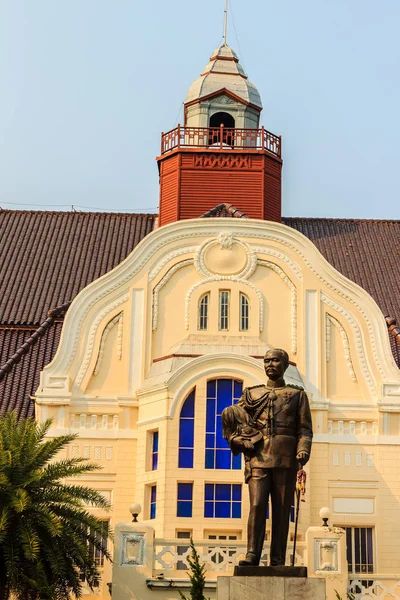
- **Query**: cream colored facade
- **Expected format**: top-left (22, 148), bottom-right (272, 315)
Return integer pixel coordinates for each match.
top-left (35, 217), bottom-right (400, 598)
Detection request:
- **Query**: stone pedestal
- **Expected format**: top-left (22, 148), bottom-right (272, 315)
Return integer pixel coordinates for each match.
top-left (217, 576), bottom-right (326, 600)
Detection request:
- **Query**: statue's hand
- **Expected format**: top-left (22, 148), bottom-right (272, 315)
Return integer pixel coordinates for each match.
top-left (296, 451), bottom-right (309, 466)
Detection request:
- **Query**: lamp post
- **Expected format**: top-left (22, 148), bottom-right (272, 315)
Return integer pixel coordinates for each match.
top-left (319, 506), bottom-right (332, 527)
top-left (129, 502), bottom-right (142, 523)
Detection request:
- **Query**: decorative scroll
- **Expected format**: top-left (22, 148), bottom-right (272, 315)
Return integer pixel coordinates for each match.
top-left (93, 312), bottom-right (123, 375)
top-left (325, 313), bottom-right (357, 382)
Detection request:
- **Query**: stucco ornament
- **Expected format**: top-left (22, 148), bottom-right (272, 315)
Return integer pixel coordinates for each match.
top-left (218, 231), bottom-right (234, 249)
top-left (185, 232), bottom-right (263, 330)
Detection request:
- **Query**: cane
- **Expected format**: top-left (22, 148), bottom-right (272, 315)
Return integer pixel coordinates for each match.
top-left (291, 469), bottom-right (306, 567)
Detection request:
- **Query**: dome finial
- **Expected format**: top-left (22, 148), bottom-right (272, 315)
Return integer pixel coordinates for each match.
top-left (223, 0), bottom-right (228, 45)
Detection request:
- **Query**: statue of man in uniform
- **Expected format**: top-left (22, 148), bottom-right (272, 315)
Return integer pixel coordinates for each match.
top-left (222, 348), bottom-right (313, 567)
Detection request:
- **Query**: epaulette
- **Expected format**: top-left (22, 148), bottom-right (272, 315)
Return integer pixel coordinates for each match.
top-left (246, 384), bottom-right (265, 390)
top-left (286, 383), bottom-right (304, 391)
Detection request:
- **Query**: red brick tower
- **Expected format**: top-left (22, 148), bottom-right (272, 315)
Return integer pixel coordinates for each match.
top-left (157, 43), bottom-right (282, 227)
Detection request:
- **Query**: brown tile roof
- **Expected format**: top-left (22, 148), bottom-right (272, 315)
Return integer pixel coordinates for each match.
top-left (0, 325), bottom-right (62, 419)
top-left (0, 210), bottom-right (157, 325)
top-left (283, 218), bottom-right (400, 326)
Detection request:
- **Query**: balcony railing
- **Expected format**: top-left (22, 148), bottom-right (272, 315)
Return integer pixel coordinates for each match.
top-left (161, 124), bottom-right (281, 158)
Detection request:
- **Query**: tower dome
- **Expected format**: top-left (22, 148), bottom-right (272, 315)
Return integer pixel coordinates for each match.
top-left (184, 43), bottom-right (262, 129)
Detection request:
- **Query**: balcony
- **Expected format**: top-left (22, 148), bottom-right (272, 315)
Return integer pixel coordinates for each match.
top-left (160, 125), bottom-right (281, 158)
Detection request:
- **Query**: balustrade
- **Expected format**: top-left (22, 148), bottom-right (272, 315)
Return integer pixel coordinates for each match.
top-left (327, 419), bottom-right (378, 436)
top-left (349, 578), bottom-right (400, 599)
top-left (152, 538), bottom-right (305, 577)
top-left (160, 125), bottom-right (281, 157)
top-left (70, 413), bottom-right (119, 430)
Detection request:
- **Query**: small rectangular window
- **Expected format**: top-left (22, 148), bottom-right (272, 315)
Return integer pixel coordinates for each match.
top-left (177, 483), bottom-right (193, 517)
top-left (337, 526), bottom-right (374, 574)
top-left (239, 293), bottom-right (249, 331)
top-left (198, 294), bottom-right (209, 330)
top-left (150, 485), bottom-right (157, 519)
top-left (152, 431), bottom-right (159, 470)
top-left (219, 291), bottom-right (230, 330)
top-left (204, 483), bottom-right (241, 518)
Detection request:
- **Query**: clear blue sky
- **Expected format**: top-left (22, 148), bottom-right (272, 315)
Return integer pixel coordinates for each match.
top-left (0, 0), bottom-right (399, 218)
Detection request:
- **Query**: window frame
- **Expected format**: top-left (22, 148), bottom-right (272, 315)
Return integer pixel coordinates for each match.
top-left (239, 292), bottom-right (250, 331)
top-left (198, 293), bottom-right (210, 331)
top-left (218, 290), bottom-right (230, 331)
top-left (335, 525), bottom-right (375, 575)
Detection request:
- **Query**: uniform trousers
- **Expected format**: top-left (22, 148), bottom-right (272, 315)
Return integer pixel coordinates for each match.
top-left (247, 466), bottom-right (297, 566)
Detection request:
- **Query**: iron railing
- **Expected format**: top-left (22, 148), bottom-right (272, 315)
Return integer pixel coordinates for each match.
top-left (161, 125), bottom-right (281, 158)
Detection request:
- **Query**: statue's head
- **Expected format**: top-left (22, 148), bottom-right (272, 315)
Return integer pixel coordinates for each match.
top-left (264, 348), bottom-right (289, 381)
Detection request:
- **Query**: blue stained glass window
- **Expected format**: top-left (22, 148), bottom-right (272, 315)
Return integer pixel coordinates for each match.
top-left (150, 485), bottom-right (156, 519)
top-left (152, 431), bottom-right (158, 470)
top-left (179, 390), bottom-right (195, 468)
top-left (177, 483), bottom-right (193, 517)
top-left (204, 483), bottom-right (242, 518)
top-left (205, 379), bottom-right (243, 469)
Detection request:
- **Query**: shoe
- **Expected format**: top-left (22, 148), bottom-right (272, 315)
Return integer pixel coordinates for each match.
top-left (238, 553), bottom-right (259, 566)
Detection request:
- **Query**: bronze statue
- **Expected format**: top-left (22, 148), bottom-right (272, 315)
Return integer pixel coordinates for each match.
top-left (222, 348), bottom-right (313, 567)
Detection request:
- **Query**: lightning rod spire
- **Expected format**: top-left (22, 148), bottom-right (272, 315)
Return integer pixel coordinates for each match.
top-left (223, 0), bottom-right (228, 44)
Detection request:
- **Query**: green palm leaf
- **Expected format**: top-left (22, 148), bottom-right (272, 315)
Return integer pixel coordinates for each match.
top-left (0, 412), bottom-right (112, 599)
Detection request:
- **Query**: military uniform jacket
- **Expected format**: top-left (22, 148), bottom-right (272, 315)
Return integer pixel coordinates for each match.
top-left (238, 379), bottom-right (313, 478)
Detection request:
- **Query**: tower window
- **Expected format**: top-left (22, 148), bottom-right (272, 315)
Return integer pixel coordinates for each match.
top-left (219, 291), bottom-right (230, 330)
top-left (151, 431), bottom-right (159, 470)
top-left (198, 293), bottom-right (209, 330)
top-left (204, 484), bottom-right (242, 518)
top-left (177, 483), bottom-right (193, 517)
top-left (150, 485), bottom-right (157, 519)
top-left (205, 379), bottom-right (242, 469)
top-left (209, 112), bottom-right (235, 146)
top-left (239, 293), bottom-right (249, 331)
top-left (179, 390), bottom-right (195, 468)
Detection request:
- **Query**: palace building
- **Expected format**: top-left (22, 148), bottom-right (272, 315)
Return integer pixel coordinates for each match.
top-left (1, 40), bottom-right (400, 599)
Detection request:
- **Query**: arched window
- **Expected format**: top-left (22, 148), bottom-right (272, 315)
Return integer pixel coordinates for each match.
top-left (178, 390), bottom-right (195, 468)
top-left (209, 112), bottom-right (235, 146)
top-left (198, 293), bottom-right (209, 330)
top-left (239, 293), bottom-right (249, 331)
top-left (205, 379), bottom-right (242, 469)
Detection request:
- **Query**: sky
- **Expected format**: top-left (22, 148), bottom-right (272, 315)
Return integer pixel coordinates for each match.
top-left (0, 0), bottom-right (399, 218)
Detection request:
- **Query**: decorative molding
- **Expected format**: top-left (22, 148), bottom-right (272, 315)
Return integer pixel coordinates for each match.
top-left (245, 230), bottom-right (390, 381)
top-left (218, 231), bottom-right (234, 249)
top-left (194, 234), bottom-right (257, 280)
top-left (93, 312), bottom-right (123, 375)
top-left (120, 532), bottom-right (145, 566)
top-left (326, 313), bottom-right (357, 382)
top-left (41, 220), bottom-right (399, 396)
top-left (322, 294), bottom-right (375, 397)
top-left (74, 295), bottom-right (129, 390)
top-left (149, 246), bottom-right (199, 282)
top-left (185, 277), bottom-right (264, 331)
top-left (117, 312), bottom-right (123, 360)
top-left (252, 247), bottom-right (303, 280)
top-left (258, 259), bottom-right (297, 354)
top-left (152, 259), bottom-right (193, 330)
